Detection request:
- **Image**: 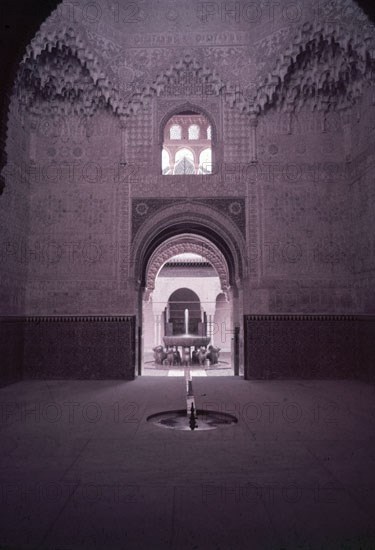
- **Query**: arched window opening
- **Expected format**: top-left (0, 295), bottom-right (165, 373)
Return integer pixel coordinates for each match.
top-left (162, 110), bottom-right (213, 175)
top-left (188, 124), bottom-right (200, 140)
top-left (170, 124), bottom-right (182, 139)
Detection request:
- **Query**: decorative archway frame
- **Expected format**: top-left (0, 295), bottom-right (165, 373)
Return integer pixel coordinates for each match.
top-left (144, 234), bottom-right (230, 301)
top-left (130, 201), bottom-right (247, 293)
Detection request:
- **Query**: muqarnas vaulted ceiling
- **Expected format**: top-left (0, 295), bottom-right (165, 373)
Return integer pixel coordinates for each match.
top-left (14, 0), bottom-right (375, 122)
top-left (252, 21), bottom-right (375, 113)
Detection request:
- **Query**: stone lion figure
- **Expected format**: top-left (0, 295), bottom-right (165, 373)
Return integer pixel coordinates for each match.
top-left (206, 345), bottom-right (221, 365)
top-left (152, 345), bottom-right (167, 365)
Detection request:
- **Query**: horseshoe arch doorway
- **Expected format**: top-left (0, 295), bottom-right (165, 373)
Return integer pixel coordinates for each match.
top-left (138, 233), bottom-right (242, 377)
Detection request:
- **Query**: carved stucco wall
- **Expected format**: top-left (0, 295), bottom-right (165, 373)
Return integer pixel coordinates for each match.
top-left (22, 109), bottom-right (126, 314)
top-left (249, 106), bottom-right (354, 314)
top-left (0, 98), bottom-right (31, 314)
top-left (1, 0), bottom-right (374, 316)
top-left (347, 84), bottom-right (375, 312)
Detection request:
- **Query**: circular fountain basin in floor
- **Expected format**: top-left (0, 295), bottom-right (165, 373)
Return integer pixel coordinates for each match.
top-left (147, 409), bottom-right (238, 431)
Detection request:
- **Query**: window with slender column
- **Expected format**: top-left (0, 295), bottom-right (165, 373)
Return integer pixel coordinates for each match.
top-left (162, 110), bottom-right (213, 175)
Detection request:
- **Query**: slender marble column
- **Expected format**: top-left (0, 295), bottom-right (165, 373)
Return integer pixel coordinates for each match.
top-left (249, 114), bottom-right (258, 163)
top-left (120, 123), bottom-right (127, 164)
top-left (184, 308), bottom-right (189, 335)
top-left (154, 314), bottom-right (161, 347)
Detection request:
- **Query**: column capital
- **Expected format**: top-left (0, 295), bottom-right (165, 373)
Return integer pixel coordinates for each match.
top-left (249, 114), bottom-right (258, 128)
top-left (119, 117), bottom-right (128, 130)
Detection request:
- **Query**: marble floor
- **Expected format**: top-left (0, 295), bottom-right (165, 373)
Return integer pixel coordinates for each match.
top-left (0, 377), bottom-right (375, 549)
